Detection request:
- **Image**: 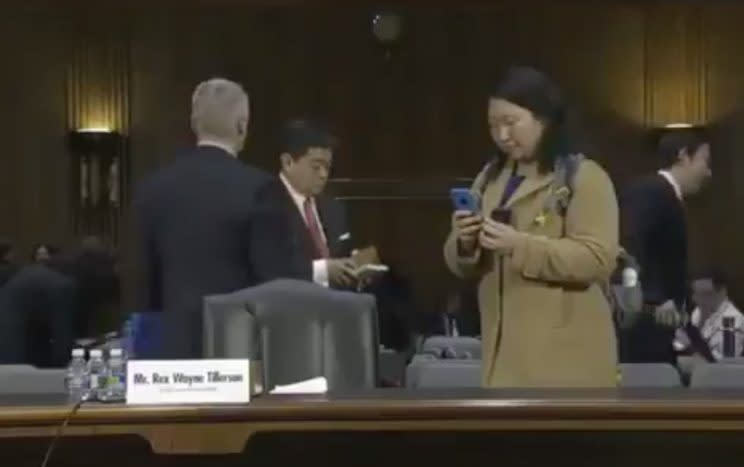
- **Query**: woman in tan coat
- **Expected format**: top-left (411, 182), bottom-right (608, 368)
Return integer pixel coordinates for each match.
top-left (444, 67), bottom-right (619, 387)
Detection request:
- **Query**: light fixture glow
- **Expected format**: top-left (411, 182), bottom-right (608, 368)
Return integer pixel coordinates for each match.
top-left (77, 127), bottom-right (113, 134)
top-left (663, 122), bottom-right (694, 129)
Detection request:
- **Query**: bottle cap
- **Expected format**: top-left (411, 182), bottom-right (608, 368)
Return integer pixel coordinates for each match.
top-left (110, 349), bottom-right (123, 357)
top-left (89, 349), bottom-right (103, 358)
top-left (622, 267), bottom-right (638, 287)
top-left (71, 348), bottom-right (85, 358)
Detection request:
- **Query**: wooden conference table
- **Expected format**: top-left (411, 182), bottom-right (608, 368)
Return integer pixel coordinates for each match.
top-left (2, 389), bottom-right (744, 466)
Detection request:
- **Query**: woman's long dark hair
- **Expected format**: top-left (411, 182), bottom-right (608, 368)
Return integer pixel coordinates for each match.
top-left (485, 67), bottom-right (585, 180)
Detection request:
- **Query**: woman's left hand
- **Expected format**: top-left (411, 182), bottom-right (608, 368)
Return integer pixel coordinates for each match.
top-left (479, 218), bottom-right (525, 254)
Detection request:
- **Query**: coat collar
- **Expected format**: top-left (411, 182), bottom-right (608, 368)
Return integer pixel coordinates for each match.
top-left (501, 160), bottom-right (555, 208)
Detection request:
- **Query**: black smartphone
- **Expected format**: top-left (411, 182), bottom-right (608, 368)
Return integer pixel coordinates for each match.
top-left (490, 207), bottom-right (512, 225)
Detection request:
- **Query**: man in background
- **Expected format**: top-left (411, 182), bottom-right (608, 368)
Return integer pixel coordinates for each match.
top-left (263, 119), bottom-right (358, 289)
top-left (133, 78), bottom-right (301, 359)
top-left (618, 128), bottom-right (712, 364)
top-left (0, 238), bottom-right (17, 287)
top-left (0, 247), bottom-right (75, 367)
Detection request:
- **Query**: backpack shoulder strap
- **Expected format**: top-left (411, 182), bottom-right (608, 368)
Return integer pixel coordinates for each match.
top-left (471, 161), bottom-right (494, 201)
top-left (552, 153), bottom-right (585, 214)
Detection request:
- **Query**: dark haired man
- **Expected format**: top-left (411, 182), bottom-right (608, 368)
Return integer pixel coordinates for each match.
top-left (618, 128), bottom-right (712, 364)
top-left (265, 119), bottom-right (358, 289)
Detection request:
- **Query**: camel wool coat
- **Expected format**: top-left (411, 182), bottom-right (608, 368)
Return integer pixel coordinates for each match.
top-left (444, 158), bottom-right (619, 387)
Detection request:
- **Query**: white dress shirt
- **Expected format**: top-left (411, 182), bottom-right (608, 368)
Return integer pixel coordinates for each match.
top-left (658, 170), bottom-right (683, 201)
top-left (279, 173), bottom-right (329, 287)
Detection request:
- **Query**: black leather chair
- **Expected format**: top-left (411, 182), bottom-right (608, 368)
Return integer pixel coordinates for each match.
top-left (203, 279), bottom-right (378, 391)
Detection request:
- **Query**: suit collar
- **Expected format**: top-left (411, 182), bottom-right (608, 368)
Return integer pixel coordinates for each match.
top-left (657, 170), bottom-right (683, 201)
top-left (280, 172), bottom-right (309, 208)
top-left (197, 140), bottom-right (237, 157)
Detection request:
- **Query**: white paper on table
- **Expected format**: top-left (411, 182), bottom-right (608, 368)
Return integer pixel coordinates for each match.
top-left (269, 377), bottom-right (328, 394)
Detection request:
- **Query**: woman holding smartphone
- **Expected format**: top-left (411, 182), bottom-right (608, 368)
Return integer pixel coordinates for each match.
top-left (443, 67), bottom-right (619, 387)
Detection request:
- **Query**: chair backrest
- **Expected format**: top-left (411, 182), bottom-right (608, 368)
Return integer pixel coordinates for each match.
top-left (406, 359), bottom-right (481, 388)
top-left (618, 363), bottom-right (682, 388)
top-left (410, 354), bottom-right (437, 364)
top-left (422, 335), bottom-right (481, 359)
top-left (203, 279), bottom-right (378, 392)
top-left (691, 362), bottom-right (744, 388)
top-left (0, 366), bottom-right (65, 394)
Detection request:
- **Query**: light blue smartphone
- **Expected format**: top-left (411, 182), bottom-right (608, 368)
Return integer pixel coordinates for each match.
top-left (449, 188), bottom-right (479, 213)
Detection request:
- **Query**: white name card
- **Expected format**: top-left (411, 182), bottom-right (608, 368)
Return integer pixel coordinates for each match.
top-left (126, 359), bottom-right (251, 405)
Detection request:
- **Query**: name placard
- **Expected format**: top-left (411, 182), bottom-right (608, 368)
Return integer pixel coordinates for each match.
top-left (126, 359), bottom-right (251, 405)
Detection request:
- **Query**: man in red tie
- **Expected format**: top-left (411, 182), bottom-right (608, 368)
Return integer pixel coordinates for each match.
top-left (270, 119), bottom-right (358, 288)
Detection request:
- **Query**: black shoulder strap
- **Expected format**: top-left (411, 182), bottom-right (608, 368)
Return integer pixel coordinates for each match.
top-left (471, 161), bottom-right (493, 201)
top-left (551, 153), bottom-right (585, 215)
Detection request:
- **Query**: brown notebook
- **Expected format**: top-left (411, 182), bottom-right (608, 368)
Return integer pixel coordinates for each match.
top-left (352, 245), bottom-right (380, 268)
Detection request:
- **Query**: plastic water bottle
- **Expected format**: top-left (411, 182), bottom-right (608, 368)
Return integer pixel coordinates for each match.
top-left (103, 348), bottom-right (126, 402)
top-left (723, 316), bottom-right (736, 359)
top-left (65, 348), bottom-right (88, 404)
top-left (87, 349), bottom-right (106, 401)
top-left (622, 267), bottom-right (638, 287)
top-left (121, 318), bottom-right (135, 360)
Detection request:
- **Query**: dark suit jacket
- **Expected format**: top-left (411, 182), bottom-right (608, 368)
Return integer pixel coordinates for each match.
top-left (618, 173), bottom-right (688, 363)
top-left (132, 146), bottom-right (306, 358)
top-left (0, 262), bottom-right (18, 288)
top-left (263, 178), bottom-right (353, 263)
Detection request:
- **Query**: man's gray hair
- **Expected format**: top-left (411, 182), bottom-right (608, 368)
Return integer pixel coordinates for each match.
top-left (190, 78), bottom-right (249, 142)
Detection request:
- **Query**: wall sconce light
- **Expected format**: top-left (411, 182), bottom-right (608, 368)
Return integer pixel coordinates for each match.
top-left (663, 122), bottom-right (695, 129)
top-left (371, 11), bottom-right (403, 60)
top-left (68, 129), bottom-right (127, 242)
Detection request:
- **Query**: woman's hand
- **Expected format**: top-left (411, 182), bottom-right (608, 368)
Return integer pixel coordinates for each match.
top-left (479, 218), bottom-right (525, 254)
top-left (452, 210), bottom-right (482, 255)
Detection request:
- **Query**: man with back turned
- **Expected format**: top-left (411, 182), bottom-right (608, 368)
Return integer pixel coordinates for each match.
top-left (618, 128), bottom-right (712, 364)
top-left (132, 78), bottom-right (302, 358)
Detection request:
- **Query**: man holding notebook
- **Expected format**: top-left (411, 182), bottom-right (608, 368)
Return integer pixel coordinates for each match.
top-left (262, 119), bottom-right (382, 289)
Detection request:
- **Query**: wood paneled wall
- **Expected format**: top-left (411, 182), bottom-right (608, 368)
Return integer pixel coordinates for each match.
top-left (2, 1), bottom-right (744, 311)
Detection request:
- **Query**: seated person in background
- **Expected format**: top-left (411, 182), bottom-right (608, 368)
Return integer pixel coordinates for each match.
top-left (0, 248), bottom-right (76, 367)
top-left (675, 272), bottom-right (744, 360)
top-left (263, 118), bottom-right (359, 289)
top-left (417, 286), bottom-right (480, 339)
top-left (443, 285), bottom-right (480, 337)
top-left (361, 260), bottom-right (414, 352)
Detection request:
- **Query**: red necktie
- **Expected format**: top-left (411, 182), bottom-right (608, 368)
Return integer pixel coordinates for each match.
top-left (303, 198), bottom-right (329, 259)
